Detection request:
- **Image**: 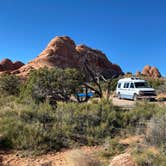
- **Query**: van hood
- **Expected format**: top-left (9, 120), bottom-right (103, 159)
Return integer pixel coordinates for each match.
top-left (136, 88), bottom-right (155, 91)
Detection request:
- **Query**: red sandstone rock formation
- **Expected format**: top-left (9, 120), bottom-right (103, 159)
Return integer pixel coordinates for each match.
top-left (13, 61), bottom-right (24, 70)
top-left (142, 65), bottom-right (161, 78)
top-left (0, 58), bottom-right (24, 74)
top-left (17, 36), bottom-right (123, 78)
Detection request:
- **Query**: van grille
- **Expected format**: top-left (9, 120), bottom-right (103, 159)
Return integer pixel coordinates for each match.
top-left (142, 91), bottom-right (156, 96)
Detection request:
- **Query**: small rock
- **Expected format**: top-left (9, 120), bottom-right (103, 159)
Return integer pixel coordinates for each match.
top-left (109, 153), bottom-right (136, 166)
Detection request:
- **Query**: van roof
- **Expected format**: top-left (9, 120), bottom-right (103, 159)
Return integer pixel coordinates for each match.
top-left (118, 77), bottom-right (146, 82)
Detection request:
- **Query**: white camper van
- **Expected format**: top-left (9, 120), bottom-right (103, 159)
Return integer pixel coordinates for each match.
top-left (116, 77), bottom-right (156, 101)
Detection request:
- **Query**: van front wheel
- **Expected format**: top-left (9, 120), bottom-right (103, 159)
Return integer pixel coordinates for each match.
top-left (133, 94), bottom-right (138, 101)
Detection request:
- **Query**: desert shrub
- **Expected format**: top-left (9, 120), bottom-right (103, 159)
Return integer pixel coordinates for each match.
top-left (0, 73), bottom-right (20, 95)
top-left (100, 77), bottom-right (120, 92)
top-left (122, 102), bottom-right (166, 127)
top-left (55, 99), bottom-right (126, 145)
top-left (145, 114), bottom-right (166, 149)
top-left (0, 98), bottom-right (126, 152)
top-left (130, 103), bottom-right (166, 166)
top-left (132, 145), bottom-right (166, 166)
top-left (156, 80), bottom-right (166, 93)
top-left (99, 138), bottom-right (128, 159)
top-left (0, 100), bottom-right (67, 152)
top-left (0, 94), bottom-right (165, 154)
top-left (136, 76), bottom-right (164, 89)
top-left (147, 78), bottom-right (164, 89)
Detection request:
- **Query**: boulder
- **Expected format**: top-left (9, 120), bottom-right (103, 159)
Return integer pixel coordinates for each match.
top-left (0, 58), bottom-right (24, 73)
top-left (13, 61), bottom-right (24, 70)
top-left (0, 58), bottom-right (13, 71)
top-left (109, 153), bottom-right (136, 166)
top-left (150, 67), bottom-right (161, 78)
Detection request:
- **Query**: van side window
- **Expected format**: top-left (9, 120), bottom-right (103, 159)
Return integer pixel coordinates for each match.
top-left (130, 83), bottom-right (134, 88)
top-left (118, 83), bottom-right (121, 88)
top-left (124, 83), bottom-right (129, 88)
top-left (123, 83), bottom-right (126, 88)
top-left (126, 83), bottom-right (129, 88)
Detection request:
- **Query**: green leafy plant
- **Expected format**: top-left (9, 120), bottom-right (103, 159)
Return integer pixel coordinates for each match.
top-left (0, 73), bottom-right (20, 95)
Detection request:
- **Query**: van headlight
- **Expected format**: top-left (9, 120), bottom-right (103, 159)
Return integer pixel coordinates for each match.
top-left (139, 91), bottom-right (144, 95)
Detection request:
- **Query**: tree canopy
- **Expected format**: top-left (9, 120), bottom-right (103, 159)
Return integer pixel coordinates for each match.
top-left (22, 67), bottom-right (84, 103)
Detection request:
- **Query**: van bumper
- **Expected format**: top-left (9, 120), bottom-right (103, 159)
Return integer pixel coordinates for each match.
top-left (138, 95), bottom-right (156, 100)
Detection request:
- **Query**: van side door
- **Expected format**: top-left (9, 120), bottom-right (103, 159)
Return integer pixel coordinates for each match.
top-left (121, 82), bottom-right (130, 99)
top-left (128, 82), bottom-right (135, 99)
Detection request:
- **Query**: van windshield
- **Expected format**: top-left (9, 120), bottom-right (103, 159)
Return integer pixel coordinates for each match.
top-left (134, 82), bottom-right (150, 88)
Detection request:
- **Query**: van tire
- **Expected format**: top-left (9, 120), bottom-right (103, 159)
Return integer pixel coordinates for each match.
top-left (133, 94), bottom-right (138, 101)
top-left (118, 92), bottom-right (121, 99)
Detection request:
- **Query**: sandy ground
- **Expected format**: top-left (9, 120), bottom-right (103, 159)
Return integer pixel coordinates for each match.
top-left (111, 97), bottom-right (166, 109)
top-left (0, 135), bottom-right (143, 166)
top-left (0, 146), bottom-right (102, 166)
top-left (111, 97), bottom-right (136, 109)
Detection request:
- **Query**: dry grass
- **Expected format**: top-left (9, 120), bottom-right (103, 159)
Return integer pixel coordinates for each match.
top-left (156, 93), bottom-right (166, 101)
top-left (145, 114), bottom-right (166, 146)
top-left (119, 135), bottom-right (144, 145)
top-left (65, 150), bottom-right (101, 166)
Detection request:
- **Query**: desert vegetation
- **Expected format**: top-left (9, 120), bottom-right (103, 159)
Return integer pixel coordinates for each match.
top-left (131, 113), bottom-right (166, 166)
top-left (0, 68), bottom-right (166, 166)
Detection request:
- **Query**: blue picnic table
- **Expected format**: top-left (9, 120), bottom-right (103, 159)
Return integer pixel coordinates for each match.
top-left (77, 92), bottom-right (94, 97)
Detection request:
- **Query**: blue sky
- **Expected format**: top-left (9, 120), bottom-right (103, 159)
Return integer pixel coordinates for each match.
top-left (0, 0), bottom-right (165, 76)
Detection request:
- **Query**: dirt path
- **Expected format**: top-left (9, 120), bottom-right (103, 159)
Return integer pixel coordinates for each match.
top-left (111, 97), bottom-right (136, 109)
top-left (0, 146), bottom-right (102, 166)
top-left (111, 97), bottom-right (166, 109)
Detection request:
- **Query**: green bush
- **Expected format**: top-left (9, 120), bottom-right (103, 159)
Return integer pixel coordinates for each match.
top-left (122, 102), bottom-right (166, 127)
top-left (0, 99), bottom-right (67, 153)
top-left (148, 78), bottom-right (164, 89)
top-left (0, 73), bottom-right (20, 95)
